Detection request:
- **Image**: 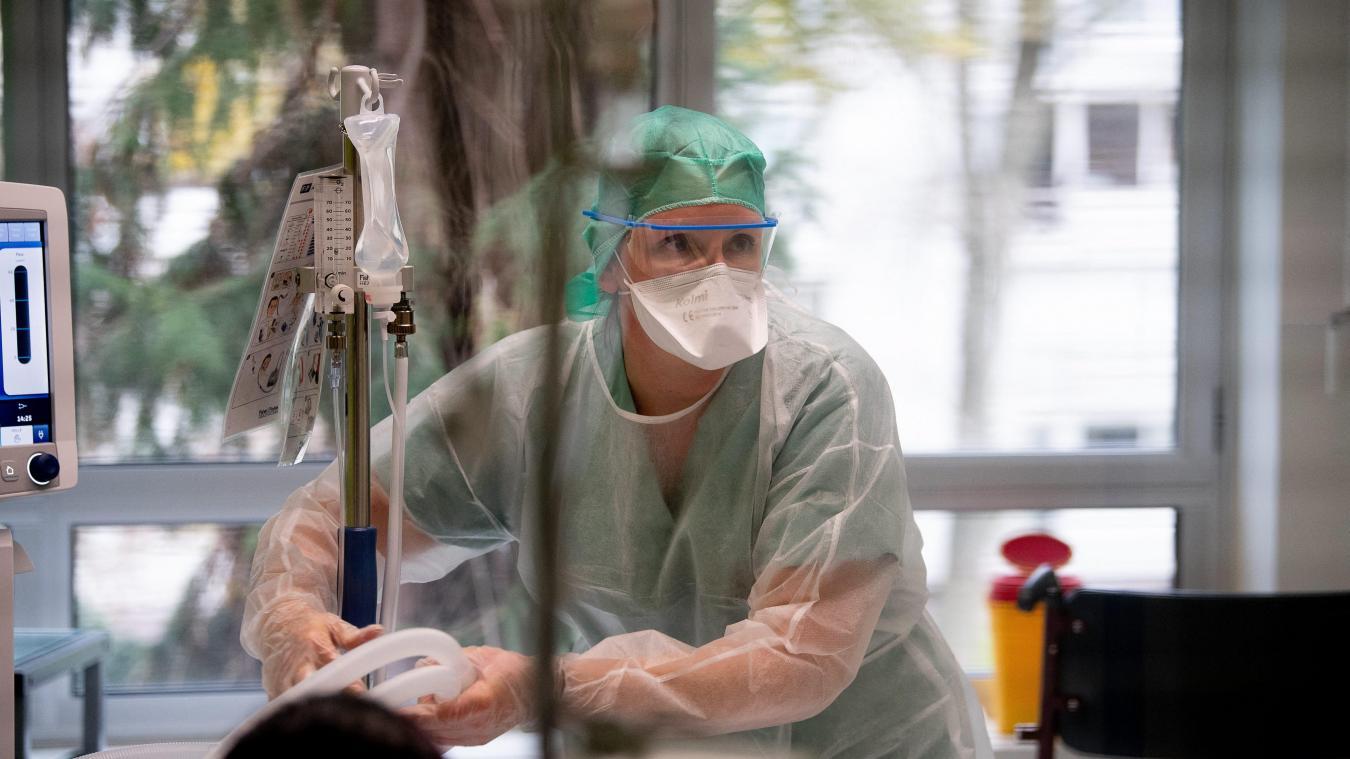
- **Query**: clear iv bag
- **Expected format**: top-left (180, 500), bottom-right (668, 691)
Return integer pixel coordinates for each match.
top-left (344, 111), bottom-right (409, 289)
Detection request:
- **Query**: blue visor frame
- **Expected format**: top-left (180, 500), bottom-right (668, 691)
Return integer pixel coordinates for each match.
top-left (583, 209), bottom-right (779, 231)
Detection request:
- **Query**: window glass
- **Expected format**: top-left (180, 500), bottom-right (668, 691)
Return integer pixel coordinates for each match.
top-left (73, 524), bottom-right (262, 693)
top-left (67, 5), bottom-right (363, 463)
top-left (717, 0), bottom-right (1181, 453)
top-left (67, 2), bottom-right (648, 464)
top-left (916, 507), bottom-right (1177, 672)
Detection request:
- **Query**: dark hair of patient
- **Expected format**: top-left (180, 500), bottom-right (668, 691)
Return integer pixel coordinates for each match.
top-left (224, 692), bottom-right (441, 758)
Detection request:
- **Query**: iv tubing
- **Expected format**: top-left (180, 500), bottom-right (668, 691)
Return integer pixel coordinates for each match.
top-left (379, 333), bottom-right (409, 633)
top-left (205, 628), bottom-right (473, 759)
top-left (380, 318), bottom-right (397, 417)
top-left (330, 353), bottom-right (346, 517)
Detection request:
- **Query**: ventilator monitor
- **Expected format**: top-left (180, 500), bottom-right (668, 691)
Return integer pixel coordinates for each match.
top-left (0, 182), bottom-right (77, 498)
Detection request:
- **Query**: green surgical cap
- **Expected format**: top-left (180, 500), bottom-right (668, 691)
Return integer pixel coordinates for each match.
top-left (565, 105), bottom-right (767, 320)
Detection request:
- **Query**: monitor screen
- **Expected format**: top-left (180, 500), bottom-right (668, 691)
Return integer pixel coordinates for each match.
top-left (0, 219), bottom-right (53, 446)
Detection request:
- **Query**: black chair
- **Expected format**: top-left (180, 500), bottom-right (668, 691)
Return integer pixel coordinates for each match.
top-left (1015, 566), bottom-right (1350, 759)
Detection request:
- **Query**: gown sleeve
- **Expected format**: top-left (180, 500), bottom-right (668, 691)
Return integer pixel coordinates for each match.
top-left (241, 334), bottom-right (538, 661)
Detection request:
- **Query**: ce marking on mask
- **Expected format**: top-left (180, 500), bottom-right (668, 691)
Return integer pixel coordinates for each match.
top-left (682, 304), bottom-right (740, 323)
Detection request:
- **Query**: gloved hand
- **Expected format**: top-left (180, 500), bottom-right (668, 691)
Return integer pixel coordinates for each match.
top-left (256, 599), bottom-right (384, 698)
top-left (402, 646), bottom-right (536, 746)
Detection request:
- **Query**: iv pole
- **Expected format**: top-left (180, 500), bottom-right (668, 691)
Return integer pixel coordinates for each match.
top-left (331, 65), bottom-right (407, 630)
top-left (340, 67), bottom-right (374, 629)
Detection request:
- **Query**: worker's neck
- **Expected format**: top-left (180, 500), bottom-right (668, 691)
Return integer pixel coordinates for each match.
top-left (619, 304), bottom-right (722, 417)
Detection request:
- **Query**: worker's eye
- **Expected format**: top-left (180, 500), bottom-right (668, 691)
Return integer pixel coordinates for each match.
top-left (656, 234), bottom-right (692, 257)
top-left (725, 233), bottom-right (758, 263)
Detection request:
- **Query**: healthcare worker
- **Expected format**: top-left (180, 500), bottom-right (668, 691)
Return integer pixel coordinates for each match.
top-left (243, 105), bottom-right (990, 758)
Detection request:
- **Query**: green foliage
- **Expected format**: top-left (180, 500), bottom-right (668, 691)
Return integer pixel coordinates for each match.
top-left (70, 0), bottom-right (364, 459)
top-left (73, 0), bottom-right (273, 175)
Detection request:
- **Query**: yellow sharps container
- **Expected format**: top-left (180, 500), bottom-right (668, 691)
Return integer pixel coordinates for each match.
top-left (988, 533), bottom-right (1079, 734)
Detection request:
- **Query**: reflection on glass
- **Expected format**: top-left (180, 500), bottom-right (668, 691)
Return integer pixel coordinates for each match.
top-left (73, 524), bottom-right (262, 692)
top-left (717, 0), bottom-right (1181, 452)
top-left (916, 507), bottom-right (1177, 672)
top-left (66, 2), bottom-right (644, 464)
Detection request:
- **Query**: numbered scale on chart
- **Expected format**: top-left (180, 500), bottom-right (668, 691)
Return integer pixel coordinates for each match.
top-left (316, 174), bottom-right (360, 314)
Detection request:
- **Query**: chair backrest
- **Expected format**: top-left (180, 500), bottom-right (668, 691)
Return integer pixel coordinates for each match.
top-left (1053, 588), bottom-right (1350, 758)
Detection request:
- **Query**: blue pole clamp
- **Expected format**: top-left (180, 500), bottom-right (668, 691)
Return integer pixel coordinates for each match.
top-left (340, 526), bottom-right (379, 628)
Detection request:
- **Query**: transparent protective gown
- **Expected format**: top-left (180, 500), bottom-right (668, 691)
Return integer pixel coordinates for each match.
top-left (243, 292), bottom-right (988, 758)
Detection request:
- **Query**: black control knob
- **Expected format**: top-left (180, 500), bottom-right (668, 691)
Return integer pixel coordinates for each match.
top-left (27, 453), bottom-right (59, 486)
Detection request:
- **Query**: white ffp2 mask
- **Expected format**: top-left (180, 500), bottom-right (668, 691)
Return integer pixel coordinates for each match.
top-left (626, 263), bottom-right (768, 370)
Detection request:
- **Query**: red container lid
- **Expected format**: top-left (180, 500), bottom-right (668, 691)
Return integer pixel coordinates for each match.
top-left (990, 533), bottom-right (1081, 602)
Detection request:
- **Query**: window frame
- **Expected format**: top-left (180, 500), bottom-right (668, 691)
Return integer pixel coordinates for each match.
top-left (0, 0), bottom-right (1228, 744)
top-left (0, 463), bottom-right (319, 741)
top-left (671, 0), bottom-right (1226, 588)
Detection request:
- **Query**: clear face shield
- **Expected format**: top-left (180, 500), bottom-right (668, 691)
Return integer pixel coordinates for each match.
top-left (583, 209), bottom-right (779, 283)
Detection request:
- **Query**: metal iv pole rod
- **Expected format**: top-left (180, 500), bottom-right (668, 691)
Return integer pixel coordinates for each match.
top-left (337, 66), bottom-right (376, 629)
